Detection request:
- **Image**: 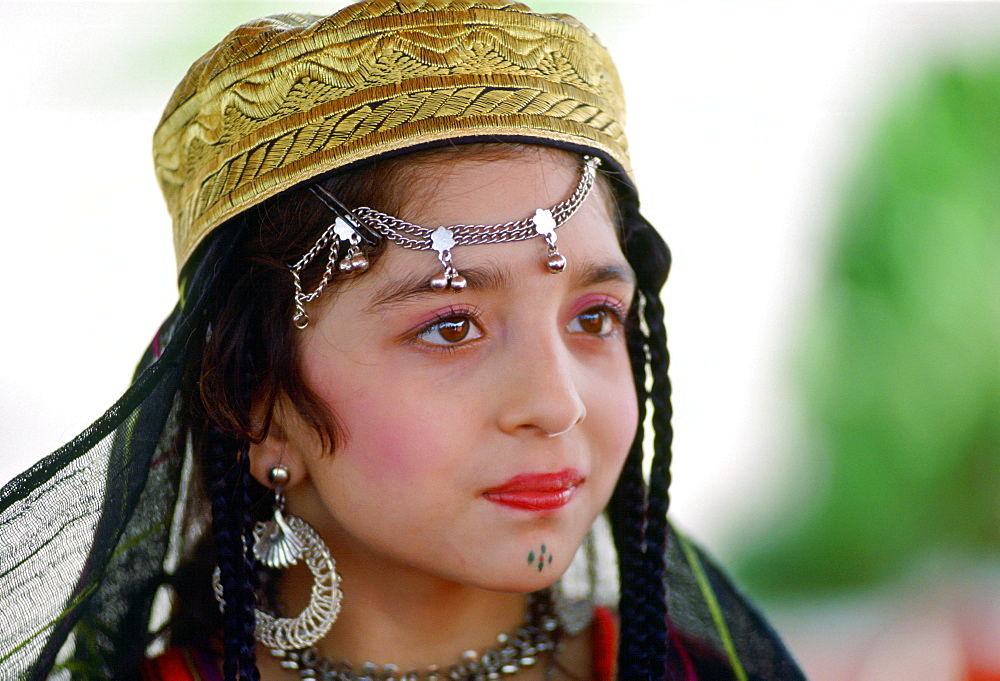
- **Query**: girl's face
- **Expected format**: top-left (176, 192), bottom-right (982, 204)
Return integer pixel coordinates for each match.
top-left (276, 148), bottom-right (637, 594)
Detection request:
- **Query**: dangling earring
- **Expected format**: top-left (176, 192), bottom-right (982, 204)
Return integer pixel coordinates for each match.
top-left (253, 465), bottom-right (342, 650)
top-left (253, 465), bottom-right (303, 568)
top-left (213, 465), bottom-right (342, 650)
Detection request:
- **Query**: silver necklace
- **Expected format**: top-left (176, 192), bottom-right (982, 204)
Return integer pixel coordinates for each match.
top-left (267, 592), bottom-right (561, 681)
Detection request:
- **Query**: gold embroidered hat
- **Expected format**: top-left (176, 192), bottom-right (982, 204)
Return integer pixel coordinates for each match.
top-left (154, 0), bottom-right (631, 274)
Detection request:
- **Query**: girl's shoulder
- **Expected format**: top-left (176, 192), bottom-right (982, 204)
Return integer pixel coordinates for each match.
top-left (660, 526), bottom-right (807, 681)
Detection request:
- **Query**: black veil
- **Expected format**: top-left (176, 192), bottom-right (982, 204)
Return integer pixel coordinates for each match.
top-left (0, 229), bottom-right (238, 680)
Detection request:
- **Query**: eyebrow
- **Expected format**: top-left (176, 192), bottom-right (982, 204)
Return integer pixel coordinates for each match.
top-left (369, 259), bottom-right (637, 310)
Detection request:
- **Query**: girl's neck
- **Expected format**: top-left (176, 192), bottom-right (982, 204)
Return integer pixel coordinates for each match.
top-left (256, 561), bottom-right (594, 681)
top-left (274, 554), bottom-right (528, 672)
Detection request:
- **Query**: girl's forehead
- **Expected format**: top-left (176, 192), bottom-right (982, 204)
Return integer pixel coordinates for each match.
top-left (394, 147), bottom-right (584, 226)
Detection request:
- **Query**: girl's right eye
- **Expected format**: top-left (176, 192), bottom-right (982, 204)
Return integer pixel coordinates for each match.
top-left (415, 315), bottom-right (484, 346)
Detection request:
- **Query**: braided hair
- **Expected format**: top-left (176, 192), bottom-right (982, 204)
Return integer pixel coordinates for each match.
top-left (205, 429), bottom-right (260, 681)
top-left (612, 197), bottom-right (674, 680)
top-left (179, 146), bottom-right (675, 681)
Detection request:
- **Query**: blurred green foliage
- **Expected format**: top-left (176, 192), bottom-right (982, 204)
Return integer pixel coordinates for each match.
top-left (737, 54), bottom-right (1000, 594)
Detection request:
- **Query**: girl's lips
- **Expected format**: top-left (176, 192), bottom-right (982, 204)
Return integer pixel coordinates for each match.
top-left (482, 470), bottom-right (584, 512)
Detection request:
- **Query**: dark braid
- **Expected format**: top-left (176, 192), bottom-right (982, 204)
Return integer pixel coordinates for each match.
top-left (236, 364), bottom-right (261, 681)
top-left (208, 429), bottom-right (256, 681)
top-left (612, 195), bottom-right (673, 679)
top-left (642, 290), bottom-right (674, 678)
top-left (206, 438), bottom-right (261, 681)
top-left (236, 453), bottom-right (261, 680)
top-left (204, 355), bottom-right (262, 681)
top-left (607, 300), bottom-right (651, 678)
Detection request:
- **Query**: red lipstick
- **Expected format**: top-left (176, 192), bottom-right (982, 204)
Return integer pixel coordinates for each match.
top-left (483, 469), bottom-right (584, 512)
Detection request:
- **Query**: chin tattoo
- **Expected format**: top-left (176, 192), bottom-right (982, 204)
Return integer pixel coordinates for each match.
top-left (527, 544), bottom-right (555, 572)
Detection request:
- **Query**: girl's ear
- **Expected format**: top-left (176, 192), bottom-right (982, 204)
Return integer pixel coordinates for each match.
top-left (247, 402), bottom-right (308, 489)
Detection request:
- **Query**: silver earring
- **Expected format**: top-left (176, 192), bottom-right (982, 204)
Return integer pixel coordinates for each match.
top-left (253, 465), bottom-right (303, 568)
top-left (213, 465), bottom-right (342, 650)
top-left (254, 465), bottom-right (342, 650)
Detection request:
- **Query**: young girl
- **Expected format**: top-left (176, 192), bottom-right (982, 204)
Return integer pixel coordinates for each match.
top-left (0, 2), bottom-right (802, 679)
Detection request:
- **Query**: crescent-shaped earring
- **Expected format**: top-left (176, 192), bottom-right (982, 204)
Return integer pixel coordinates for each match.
top-left (213, 465), bottom-right (342, 650)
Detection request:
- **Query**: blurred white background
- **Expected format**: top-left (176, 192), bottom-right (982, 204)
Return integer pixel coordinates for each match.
top-left (1, 3), bottom-right (999, 676)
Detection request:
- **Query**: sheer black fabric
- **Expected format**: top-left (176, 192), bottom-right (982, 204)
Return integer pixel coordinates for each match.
top-left (0, 231), bottom-right (238, 680)
top-left (666, 528), bottom-right (806, 681)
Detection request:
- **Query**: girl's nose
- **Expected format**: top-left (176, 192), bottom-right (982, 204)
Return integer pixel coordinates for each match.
top-left (495, 332), bottom-right (586, 438)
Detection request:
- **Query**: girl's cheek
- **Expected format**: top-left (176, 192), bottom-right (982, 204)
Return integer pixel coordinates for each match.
top-left (621, 379), bottom-right (640, 425)
top-left (344, 407), bottom-right (429, 481)
top-left (609, 379), bottom-right (640, 454)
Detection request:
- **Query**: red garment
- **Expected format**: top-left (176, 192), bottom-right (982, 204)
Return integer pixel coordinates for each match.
top-left (140, 647), bottom-right (222, 681)
top-left (592, 605), bottom-right (617, 681)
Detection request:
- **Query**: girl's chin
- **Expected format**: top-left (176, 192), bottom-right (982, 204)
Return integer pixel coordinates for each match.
top-left (467, 565), bottom-right (569, 594)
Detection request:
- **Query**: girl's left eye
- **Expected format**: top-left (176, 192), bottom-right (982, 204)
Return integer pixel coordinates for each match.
top-left (416, 315), bottom-right (484, 346)
top-left (567, 305), bottom-right (622, 336)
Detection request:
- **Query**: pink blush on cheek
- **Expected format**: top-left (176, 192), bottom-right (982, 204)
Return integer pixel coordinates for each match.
top-left (346, 414), bottom-right (429, 482)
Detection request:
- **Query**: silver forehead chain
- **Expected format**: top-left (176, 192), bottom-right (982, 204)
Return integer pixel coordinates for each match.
top-left (291, 155), bottom-right (601, 329)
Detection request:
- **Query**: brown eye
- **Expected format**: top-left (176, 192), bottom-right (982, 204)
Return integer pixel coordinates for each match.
top-left (438, 319), bottom-right (470, 343)
top-left (578, 310), bottom-right (606, 334)
top-left (417, 315), bottom-right (483, 346)
top-left (568, 307), bottom-right (617, 336)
